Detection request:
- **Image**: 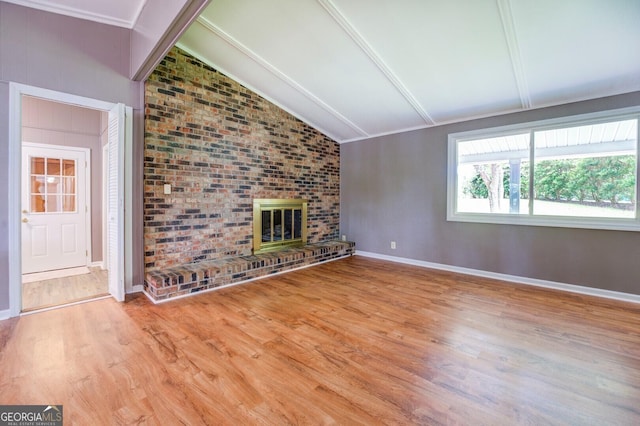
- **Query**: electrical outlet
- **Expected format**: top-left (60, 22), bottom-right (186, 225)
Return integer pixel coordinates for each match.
top-left (391, 241), bottom-right (396, 250)
top-left (341, 235), bottom-right (347, 241)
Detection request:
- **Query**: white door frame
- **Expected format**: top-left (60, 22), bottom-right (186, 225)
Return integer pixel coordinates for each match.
top-left (21, 142), bottom-right (92, 273)
top-left (8, 82), bottom-right (132, 317)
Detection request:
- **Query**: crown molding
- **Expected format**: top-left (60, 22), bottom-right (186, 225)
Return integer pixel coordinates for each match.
top-left (2, 0), bottom-right (141, 28)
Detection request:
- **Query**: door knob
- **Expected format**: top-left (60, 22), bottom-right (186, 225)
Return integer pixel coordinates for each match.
top-left (22, 218), bottom-right (28, 223)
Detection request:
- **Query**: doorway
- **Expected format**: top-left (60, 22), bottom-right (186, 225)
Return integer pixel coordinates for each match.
top-left (20, 96), bottom-right (106, 311)
top-left (8, 83), bottom-right (131, 317)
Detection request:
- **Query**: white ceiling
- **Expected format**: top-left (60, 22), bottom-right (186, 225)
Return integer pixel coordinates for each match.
top-left (178, 0), bottom-right (640, 143)
top-left (9, 0), bottom-right (640, 143)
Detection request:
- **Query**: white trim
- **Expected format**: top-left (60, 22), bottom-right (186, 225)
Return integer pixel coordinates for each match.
top-left (356, 251), bottom-right (640, 305)
top-left (179, 18), bottom-right (367, 139)
top-left (123, 106), bottom-right (134, 294)
top-left (1, 0), bottom-right (137, 28)
top-left (144, 255), bottom-right (351, 305)
top-left (130, 284), bottom-right (144, 293)
top-left (20, 295), bottom-right (112, 316)
top-left (8, 85), bottom-right (22, 318)
top-left (8, 82), bottom-right (130, 318)
top-left (130, 0), bottom-right (148, 28)
top-left (11, 83), bottom-right (116, 111)
top-left (90, 261), bottom-right (105, 269)
top-left (0, 309), bottom-right (11, 321)
top-left (447, 106), bottom-right (640, 232)
top-left (22, 142), bottom-right (89, 152)
top-left (339, 93), bottom-right (640, 144)
top-left (448, 106), bottom-right (640, 143)
top-left (496, 0), bottom-right (531, 109)
top-left (318, 0), bottom-right (434, 126)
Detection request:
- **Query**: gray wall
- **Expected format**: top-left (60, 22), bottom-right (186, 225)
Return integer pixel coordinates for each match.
top-left (341, 91), bottom-right (640, 295)
top-left (0, 3), bottom-right (144, 312)
top-left (0, 3), bottom-right (139, 106)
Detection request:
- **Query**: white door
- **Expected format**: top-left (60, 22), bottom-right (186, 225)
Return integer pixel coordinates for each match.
top-left (21, 144), bottom-right (88, 274)
top-left (107, 103), bottom-right (125, 302)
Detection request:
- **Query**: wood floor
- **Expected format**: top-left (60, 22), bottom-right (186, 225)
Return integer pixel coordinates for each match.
top-left (21, 267), bottom-right (109, 312)
top-left (1, 256), bottom-right (639, 425)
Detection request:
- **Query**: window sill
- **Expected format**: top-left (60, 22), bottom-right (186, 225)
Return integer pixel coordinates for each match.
top-left (447, 211), bottom-right (640, 232)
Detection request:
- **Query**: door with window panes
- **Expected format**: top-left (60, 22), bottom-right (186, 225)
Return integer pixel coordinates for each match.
top-left (21, 144), bottom-right (88, 274)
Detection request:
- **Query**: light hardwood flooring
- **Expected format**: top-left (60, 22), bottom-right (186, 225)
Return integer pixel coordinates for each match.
top-left (2, 256), bottom-right (640, 424)
top-left (21, 267), bottom-right (109, 312)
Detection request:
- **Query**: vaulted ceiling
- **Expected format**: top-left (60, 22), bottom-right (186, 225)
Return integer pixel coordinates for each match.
top-left (7, 0), bottom-right (640, 143)
top-left (178, 0), bottom-right (640, 143)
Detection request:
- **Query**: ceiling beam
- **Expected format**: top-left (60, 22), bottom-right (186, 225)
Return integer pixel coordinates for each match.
top-left (317, 0), bottom-right (435, 126)
top-left (496, 0), bottom-right (532, 109)
top-left (192, 16), bottom-right (369, 139)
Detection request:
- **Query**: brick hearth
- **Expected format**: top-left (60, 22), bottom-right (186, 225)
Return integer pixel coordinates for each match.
top-left (145, 241), bottom-right (355, 301)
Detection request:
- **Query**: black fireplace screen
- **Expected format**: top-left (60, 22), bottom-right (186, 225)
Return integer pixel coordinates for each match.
top-left (253, 199), bottom-right (308, 253)
top-left (261, 209), bottom-right (303, 242)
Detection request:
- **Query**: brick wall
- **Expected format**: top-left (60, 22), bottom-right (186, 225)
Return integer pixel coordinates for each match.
top-left (144, 47), bottom-right (340, 271)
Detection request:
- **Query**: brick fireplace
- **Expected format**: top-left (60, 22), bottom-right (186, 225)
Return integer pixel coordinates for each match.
top-left (143, 47), bottom-right (345, 300)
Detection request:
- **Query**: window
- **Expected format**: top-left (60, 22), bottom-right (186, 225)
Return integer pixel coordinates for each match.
top-left (448, 107), bottom-right (640, 231)
top-left (29, 156), bottom-right (77, 214)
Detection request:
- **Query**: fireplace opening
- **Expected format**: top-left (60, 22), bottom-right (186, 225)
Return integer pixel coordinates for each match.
top-left (253, 199), bottom-right (308, 253)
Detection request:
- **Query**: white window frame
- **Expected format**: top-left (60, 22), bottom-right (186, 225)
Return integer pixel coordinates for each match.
top-left (447, 106), bottom-right (640, 232)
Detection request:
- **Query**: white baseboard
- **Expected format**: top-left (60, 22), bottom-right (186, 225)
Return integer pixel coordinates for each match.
top-left (0, 309), bottom-right (11, 321)
top-left (90, 261), bottom-right (105, 269)
top-left (356, 251), bottom-right (640, 305)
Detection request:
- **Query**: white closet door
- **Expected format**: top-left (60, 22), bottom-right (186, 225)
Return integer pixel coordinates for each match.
top-left (107, 103), bottom-right (125, 302)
